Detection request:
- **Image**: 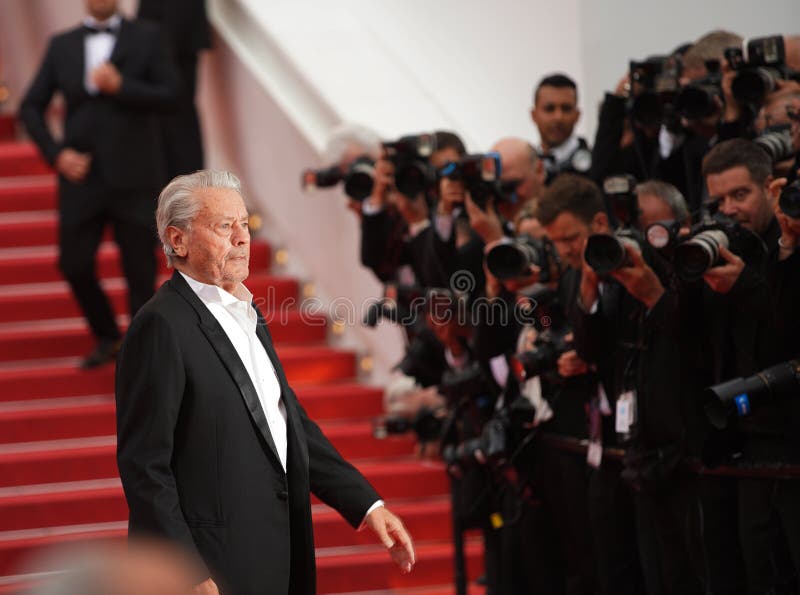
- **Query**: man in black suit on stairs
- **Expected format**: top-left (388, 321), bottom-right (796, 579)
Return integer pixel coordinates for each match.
top-left (20, 0), bottom-right (178, 368)
top-left (115, 170), bottom-right (416, 595)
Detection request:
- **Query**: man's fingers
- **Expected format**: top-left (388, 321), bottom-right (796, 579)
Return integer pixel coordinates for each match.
top-left (717, 245), bottom-right (743, 265)
top-left (770, 177), bottom-right (789, 200)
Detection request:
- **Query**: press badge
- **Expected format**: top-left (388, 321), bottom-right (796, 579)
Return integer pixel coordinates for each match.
top-left (587, 440), bottom-right (603, 468)
top-left (615, 390), bottom-right (636, 435)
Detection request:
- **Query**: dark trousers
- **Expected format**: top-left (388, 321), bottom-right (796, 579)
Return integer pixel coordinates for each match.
top-left (700, 476), bottom-right (748, 595)
top-left (588, 463), bottom-right (644, 595)
top-left (739, 478), bottom-right (800, 595)
top-left (634, 476), bottom-right (704, 595)
top-left (58, 186), bottom-right (157, 341)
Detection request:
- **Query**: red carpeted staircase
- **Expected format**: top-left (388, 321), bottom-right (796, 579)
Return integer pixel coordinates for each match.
top-left (0, 114), bottom-right (483, 594)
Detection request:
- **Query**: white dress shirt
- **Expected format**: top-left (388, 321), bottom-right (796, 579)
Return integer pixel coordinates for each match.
top-left (181, 272), bottom-right (289, 471)
top-left (83, 14), bottom-right (122, 95)
top-left (180, 273), bottom-right (384, 521)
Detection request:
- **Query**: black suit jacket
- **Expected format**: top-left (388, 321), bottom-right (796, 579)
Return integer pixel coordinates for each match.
top-left (138, 0), bottom-right (211, 56)
top-left (20, 18), bottom-right (178, 205)
top-left (116, 272), bottom-right (381, 595)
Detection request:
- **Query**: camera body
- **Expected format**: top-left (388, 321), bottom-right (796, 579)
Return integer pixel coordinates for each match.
top-left (584, 229), bottom-right (643, 275)
top-left (383, 133), bottom-right (437, 198)
top-left (779, 179), bottom-right (800, 219)
top-left (438, 152), bottom-right (520, 211)
top-left (301, 156), bottom-right (376, 202)
top-left (510, 325), bottom-right (573, 382)
top-left (674, 59), bottom-right (723, 121)
top-left (726, 36), bottom-right (790, 107)
top-left (628, 56), bottom-right (681, 128)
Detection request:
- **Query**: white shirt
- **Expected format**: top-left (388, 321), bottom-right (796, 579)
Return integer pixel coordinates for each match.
top-left (83, 14), bottom-right (122, 95)
top-left (181, 272), bottom-right (289, 471)
top-left (180, 273), bottom-right (384, 520)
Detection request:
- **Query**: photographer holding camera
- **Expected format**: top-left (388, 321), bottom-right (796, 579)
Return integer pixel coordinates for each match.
top-left (700, 138), bottom-right (800, 595)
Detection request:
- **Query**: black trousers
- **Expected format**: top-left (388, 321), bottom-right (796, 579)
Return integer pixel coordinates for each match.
top-left (738, 478), bottom-right (800, 595)
top-left (588, 463), bottom-right (644, 595)
top-left (58, 185), bottom-right (158, 341)
top-left (634, 476), bottom-right (704, 595)
top-left (699, 476), bottom-right (748, 595)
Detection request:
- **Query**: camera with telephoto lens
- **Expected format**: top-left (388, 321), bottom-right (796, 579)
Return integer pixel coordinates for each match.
top-left (674, 59), bottom-right (723, 121)
top-left (780, 179), bottom-right (800, 219)
top-left (725, 36), bottom-right (793, 108)
top-left (604, 175), bottom-right (640, 228)
top-left (704, 359), bottom-right (800, 429)
top-left (509, 325), bottom-right (573, 383)
top-left (301, 156), bottom-right (376, 201)
top-left (373, 406), bottom-right (446, 443)
top-left (584, 229), bottom-right (643, 275)
top-left (382, 133), bottom-right (437, 198)
top-left (672, 214), bottom-right (766, 282)
top-left (755, 124), bottom-right (796, 164)
top-left (485, 234), bottom-right (559, 283)
top-left (628, 56), bottom-right (681, 128)
top-left (442, 398), bottom-right (536, 472)
top-left (438, 152), bottom-right (519, 211)
top-left (438, 361), bottom-right (499, 409)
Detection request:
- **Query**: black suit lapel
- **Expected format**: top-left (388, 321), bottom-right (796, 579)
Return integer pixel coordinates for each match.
top-left (109, 18), bottom-right (134, 69)
top-left (66, 29), bottom-right (88, 99)
top-left (168, 272), bottom-right (284, 473)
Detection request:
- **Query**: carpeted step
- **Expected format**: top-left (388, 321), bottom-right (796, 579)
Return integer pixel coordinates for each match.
top-left (0, 477), bottom-right (451, 545)
top-left (0, 241), bottom-right (271, 285)
top-left (0, 143), bottom-right (52, 177)
top-left (0, 177), bottom-right (55, 212)
top-left (0, 273), bottom-right (299, 323)
top-left (0, 384), bottom-right (383, 442)
top-left (0, 347), bottom-right (358, 402)
top-left (0, 116), bottom-right (16, 142)
top-left (0, 211), bottom-right (66, 248)
top-left (0, 434), bottom-right (447, 494)
top-left (0, 311), bottom-right (328, 362)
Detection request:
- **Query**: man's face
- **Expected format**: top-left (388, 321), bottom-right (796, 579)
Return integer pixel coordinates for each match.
top-left (531, 86), bottom-right (580, 150)
top-left (86, 0), bottom-right (117, 20)
top-left (637, 193), bottom-right (676, 230)
top-left (706, 166), bottom-right (774, 235)
top-left (544, 211), bottom-right (594, 270)
top-left (178, 188), bottom-right (251, 291)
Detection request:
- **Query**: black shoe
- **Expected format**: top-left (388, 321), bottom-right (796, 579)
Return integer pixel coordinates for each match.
top-left (80, 339), bottom-right (121, 369)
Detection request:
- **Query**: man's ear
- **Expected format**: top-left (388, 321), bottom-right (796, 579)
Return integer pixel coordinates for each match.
top-left (590, 211), bottom-right (610, 234)
top-left (166, 225), bottom-right (188, 258)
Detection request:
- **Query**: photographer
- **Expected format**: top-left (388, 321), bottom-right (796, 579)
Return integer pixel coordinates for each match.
top-left (535, 174), bottom-right (646, 594)
top-left (701, 138), bottom-right (800, 594)
top-left (360, 131), bottom-right (467, 287)
top-left (531, 74), bottom-right (592, 184)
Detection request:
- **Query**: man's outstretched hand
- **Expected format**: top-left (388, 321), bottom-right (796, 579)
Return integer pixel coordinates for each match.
top-left (365, 506), bottom-right (416, 574)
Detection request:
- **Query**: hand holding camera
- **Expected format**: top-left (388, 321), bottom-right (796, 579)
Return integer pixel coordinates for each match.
top-left (701, 245), bottom-right (745, 294)
top-left (608, 243), bottom-right (665, 308)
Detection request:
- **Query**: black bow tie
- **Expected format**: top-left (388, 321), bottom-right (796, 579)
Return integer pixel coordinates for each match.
top-left (83, 23), bottom-right (118, 35)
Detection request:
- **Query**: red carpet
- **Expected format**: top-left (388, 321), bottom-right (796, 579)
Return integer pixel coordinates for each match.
top-left (0, 133), bottom-right (483, 593)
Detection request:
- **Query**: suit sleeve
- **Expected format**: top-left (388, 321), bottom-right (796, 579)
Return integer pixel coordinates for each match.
top-left (19, 40), bottom-right (62, 165)
top-left (115, 311), bottom-right (207, 573)
top-left (291, 390), bottom-right (381, 529)
top-left (115, 28), bottom-right (179, 109)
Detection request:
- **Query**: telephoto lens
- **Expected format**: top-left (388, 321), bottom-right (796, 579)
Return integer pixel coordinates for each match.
top-left (779, 180), bottom-right (800, 219)
top-left (584, 231), bottom-right (641, 275)
top-left (342, 157), bottom-right (375, 201)
top-left (732, 67), bottom-right (781, 106)
top-left (755, 126), bottom-right (796, 163)
top-left (485, 235), bottom-right (552, 282)
top-left (673, 228), bottom-right (729, 281)
top-left (704, 360), bottom-right (800, 429)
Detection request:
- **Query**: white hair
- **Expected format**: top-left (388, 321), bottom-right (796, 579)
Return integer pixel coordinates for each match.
top-left (322, 123), bottom-right (382, 165)
top-left (156, 170), bottom-right (242, 267)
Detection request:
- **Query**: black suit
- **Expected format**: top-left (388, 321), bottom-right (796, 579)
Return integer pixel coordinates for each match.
top-left (116, 272), bottom-right (381, 595)
top-left (138, 0), bottom-right (210, 177)
top-left (20, 18), bottom-right (178, 342)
